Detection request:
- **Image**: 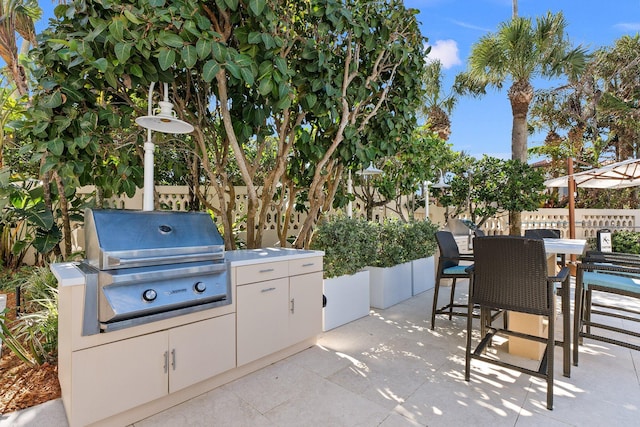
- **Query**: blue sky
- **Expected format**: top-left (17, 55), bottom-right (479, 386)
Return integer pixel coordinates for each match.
top-left (35, 1), bottom-right (640, 161)
top-left (405, 0), bottom-right (640, 160)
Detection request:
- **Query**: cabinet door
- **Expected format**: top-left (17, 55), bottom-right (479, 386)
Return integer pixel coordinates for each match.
top-left (237, 277), bottom-right (289, 366)
top-left (288, 271), bottom-right (323, 345)
top-left (71, 331), bottom-right (168, 426)
top-left (169, 313), bottom-right (237, 393)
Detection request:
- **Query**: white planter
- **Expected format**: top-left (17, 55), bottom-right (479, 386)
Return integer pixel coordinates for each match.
top-left (411, 256), bottom-right (436, 295)
top-left (366, 261), bottom-right (413, 309)
top-left (322, 270), bottom-right (370, 331)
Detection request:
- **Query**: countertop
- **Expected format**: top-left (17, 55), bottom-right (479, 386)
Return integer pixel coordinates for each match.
top-left (52, 248), bottom-right (323, 286)
top-left (225, 248), bottom-right (323, 266)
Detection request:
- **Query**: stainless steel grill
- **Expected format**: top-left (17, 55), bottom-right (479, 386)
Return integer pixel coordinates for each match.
top-left (80, 209), bottom-right (231, 335)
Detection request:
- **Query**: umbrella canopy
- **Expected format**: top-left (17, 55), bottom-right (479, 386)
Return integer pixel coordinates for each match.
top-left (543, 158), bottom-right (640, 240)
top-left (544, 158), bottom-right (640, 189)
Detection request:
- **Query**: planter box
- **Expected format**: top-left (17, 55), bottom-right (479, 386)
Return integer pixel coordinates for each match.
top-left (411, 256), bottom-right (436, 295)
top-left (322, 270), bottom-right (370, 331)
top-left (366, 261), bottom-right (413, 309)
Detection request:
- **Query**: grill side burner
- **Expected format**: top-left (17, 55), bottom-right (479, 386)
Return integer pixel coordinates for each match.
top-left (81, 209), bottom-right (231, 335)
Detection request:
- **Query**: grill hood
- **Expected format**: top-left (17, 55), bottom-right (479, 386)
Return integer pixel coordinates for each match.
top-left (84, 209), bottom-right (225, 270)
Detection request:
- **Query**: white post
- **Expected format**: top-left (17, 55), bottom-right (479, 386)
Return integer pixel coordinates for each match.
top-left (424, 180), bottom-right (432, 220)
top-left (142, 82), bottom-right (156, 211)
top-left (347, 170), bottom-right (353, 218)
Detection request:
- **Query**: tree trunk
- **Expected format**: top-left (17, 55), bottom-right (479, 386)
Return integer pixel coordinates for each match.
top-left (192, 126), bottom-right (236, 249)
top-left (53, 172), bottom-right (72, 259)
top-left (509, 210), bottom-right (521, 237)
top-left (508, 79), bottom-right (533, 236)
top-left (188, 154), bottom-right (200, 212)
top-left (215, 69), bottom-right (260, 248)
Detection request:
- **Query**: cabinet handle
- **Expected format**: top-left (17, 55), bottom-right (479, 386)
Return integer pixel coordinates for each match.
top-left (163, 351), bottom-right (168, 373)
top-left (261, 287), bottom-right (276, 293)
top-left (290, 298), bottom-right (295, 314)
top-left (171, 348), bottom-right (176, 371)
top-left (302, 263), bottom-right (315, 267)
top-left (259, 268), bottom-right (275, 273)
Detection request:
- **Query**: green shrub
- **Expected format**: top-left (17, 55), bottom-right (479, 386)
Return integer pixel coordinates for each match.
top-left (310, 215), bottom-right (438, 275)
top-left (0, 266), bottom-right (58, 366)
top-left (374, 219), bottom-right (406, 268)
top-left (402, 220), bottom-right (439, 261)
top-left (612, 230), bottom-right (640, 254)
top-left (371, 219), bottom-right (438, 268)
top-left (310, 213), bottom-right (378, 279)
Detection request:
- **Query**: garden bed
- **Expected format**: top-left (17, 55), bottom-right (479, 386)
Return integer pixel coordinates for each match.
top-left (0, 291), bottom-right (60, 414)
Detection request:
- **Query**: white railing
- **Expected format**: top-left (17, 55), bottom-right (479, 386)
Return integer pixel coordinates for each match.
top-left (76, 186), bottom-right (640, 246)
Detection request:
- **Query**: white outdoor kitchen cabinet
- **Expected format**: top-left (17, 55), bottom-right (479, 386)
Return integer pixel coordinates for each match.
top-left (236, 257), bottom-right (323, 366)
top-left (69, 314), bottom-right (235, 426)
top-left (53, 249), bottom-right (323, 427)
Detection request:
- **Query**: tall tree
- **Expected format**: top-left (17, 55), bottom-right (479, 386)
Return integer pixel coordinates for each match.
top-left (22, 0), bottom-right (427, 252)
top-left (454, 11), bottom-right (586, 235)
top-left (436, 155), bottom-right (545, 228)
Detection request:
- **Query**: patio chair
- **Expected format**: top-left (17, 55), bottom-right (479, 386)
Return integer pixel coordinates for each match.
top-left (573, 253), bottom-right (640, 367)
top-left (524, 229), bottom-right (565, 266)
top-left (582, 250), bottom-right (640, 266)
top-left (465, 236), bottom-right (571, 410)
top-left (431, 231), bottom-right (474, 329)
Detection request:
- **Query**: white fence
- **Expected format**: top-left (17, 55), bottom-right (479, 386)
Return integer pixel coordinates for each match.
top-left (475, 208), bottom-right (639, 240)
top-left (76, 186), bottom-right (640, 247)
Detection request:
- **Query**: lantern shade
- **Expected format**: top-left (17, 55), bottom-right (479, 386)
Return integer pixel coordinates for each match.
top-left (356, 162), bottom-right (383, 176)
top-left (135, 101), bottom-right (194, 134)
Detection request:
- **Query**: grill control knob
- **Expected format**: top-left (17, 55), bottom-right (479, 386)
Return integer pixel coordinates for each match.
top-left (142, 289), bottom-right (157, 302)
top-left (194, 281), bottom-right (206, 293)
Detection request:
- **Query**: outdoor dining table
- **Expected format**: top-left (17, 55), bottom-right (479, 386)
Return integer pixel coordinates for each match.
top-left (508, 238), bottom-right (587, 361)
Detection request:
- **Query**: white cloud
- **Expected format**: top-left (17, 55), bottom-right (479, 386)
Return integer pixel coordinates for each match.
top-left (614, 22), bottom-right (640, 31)
top-left (451, 19), bottom-right (493, 33)
top-left (426, 39), bottom-right (462, 69)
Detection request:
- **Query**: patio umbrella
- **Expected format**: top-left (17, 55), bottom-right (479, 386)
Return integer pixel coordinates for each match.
top-left (544, 158), bottom-right (640, 238)
top-left (544, 158), bottom-right (640, 190)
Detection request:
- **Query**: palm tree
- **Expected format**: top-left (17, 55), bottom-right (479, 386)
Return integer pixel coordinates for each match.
top-left (594, 35), bottom-right (640, 160)
top-left (0, 0), bottom-right (40, 96)
top-left (422, 60), bottom-right (457, 140)
top-left (454, 11), bottom-right (586, 235)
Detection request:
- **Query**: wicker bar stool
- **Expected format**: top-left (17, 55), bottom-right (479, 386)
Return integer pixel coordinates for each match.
top-left (465, 236), bottom-right (571, 410)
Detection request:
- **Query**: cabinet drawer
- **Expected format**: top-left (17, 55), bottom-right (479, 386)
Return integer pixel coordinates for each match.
top-left (236, 260), bottom-right (288, 285)
top-left (289, 257), bottom-right (323, 276)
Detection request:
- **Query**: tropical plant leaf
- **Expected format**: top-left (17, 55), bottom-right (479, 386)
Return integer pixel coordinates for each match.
top-left (249, 0), bottom-right (266, 16)
top-left (25, 207), bottom-right (54, 230)
top-left (182, 45), bottom-right (197, 68)
top-left (40, 91), bottom-right (62, 109)
top-left (115, 42), bottom-right (132, 63)
top-left (32, 225), bottom-right (62, 254)
top-left (159, 32), bottom-right (184, 48)
top-left (158, 48), bottom-right (176, 71)
top-left (203, 60), bottom-right (220, 82)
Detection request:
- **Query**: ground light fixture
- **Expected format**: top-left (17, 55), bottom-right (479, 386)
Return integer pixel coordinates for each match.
top-left (135, 82), bottom-right (194, 211)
